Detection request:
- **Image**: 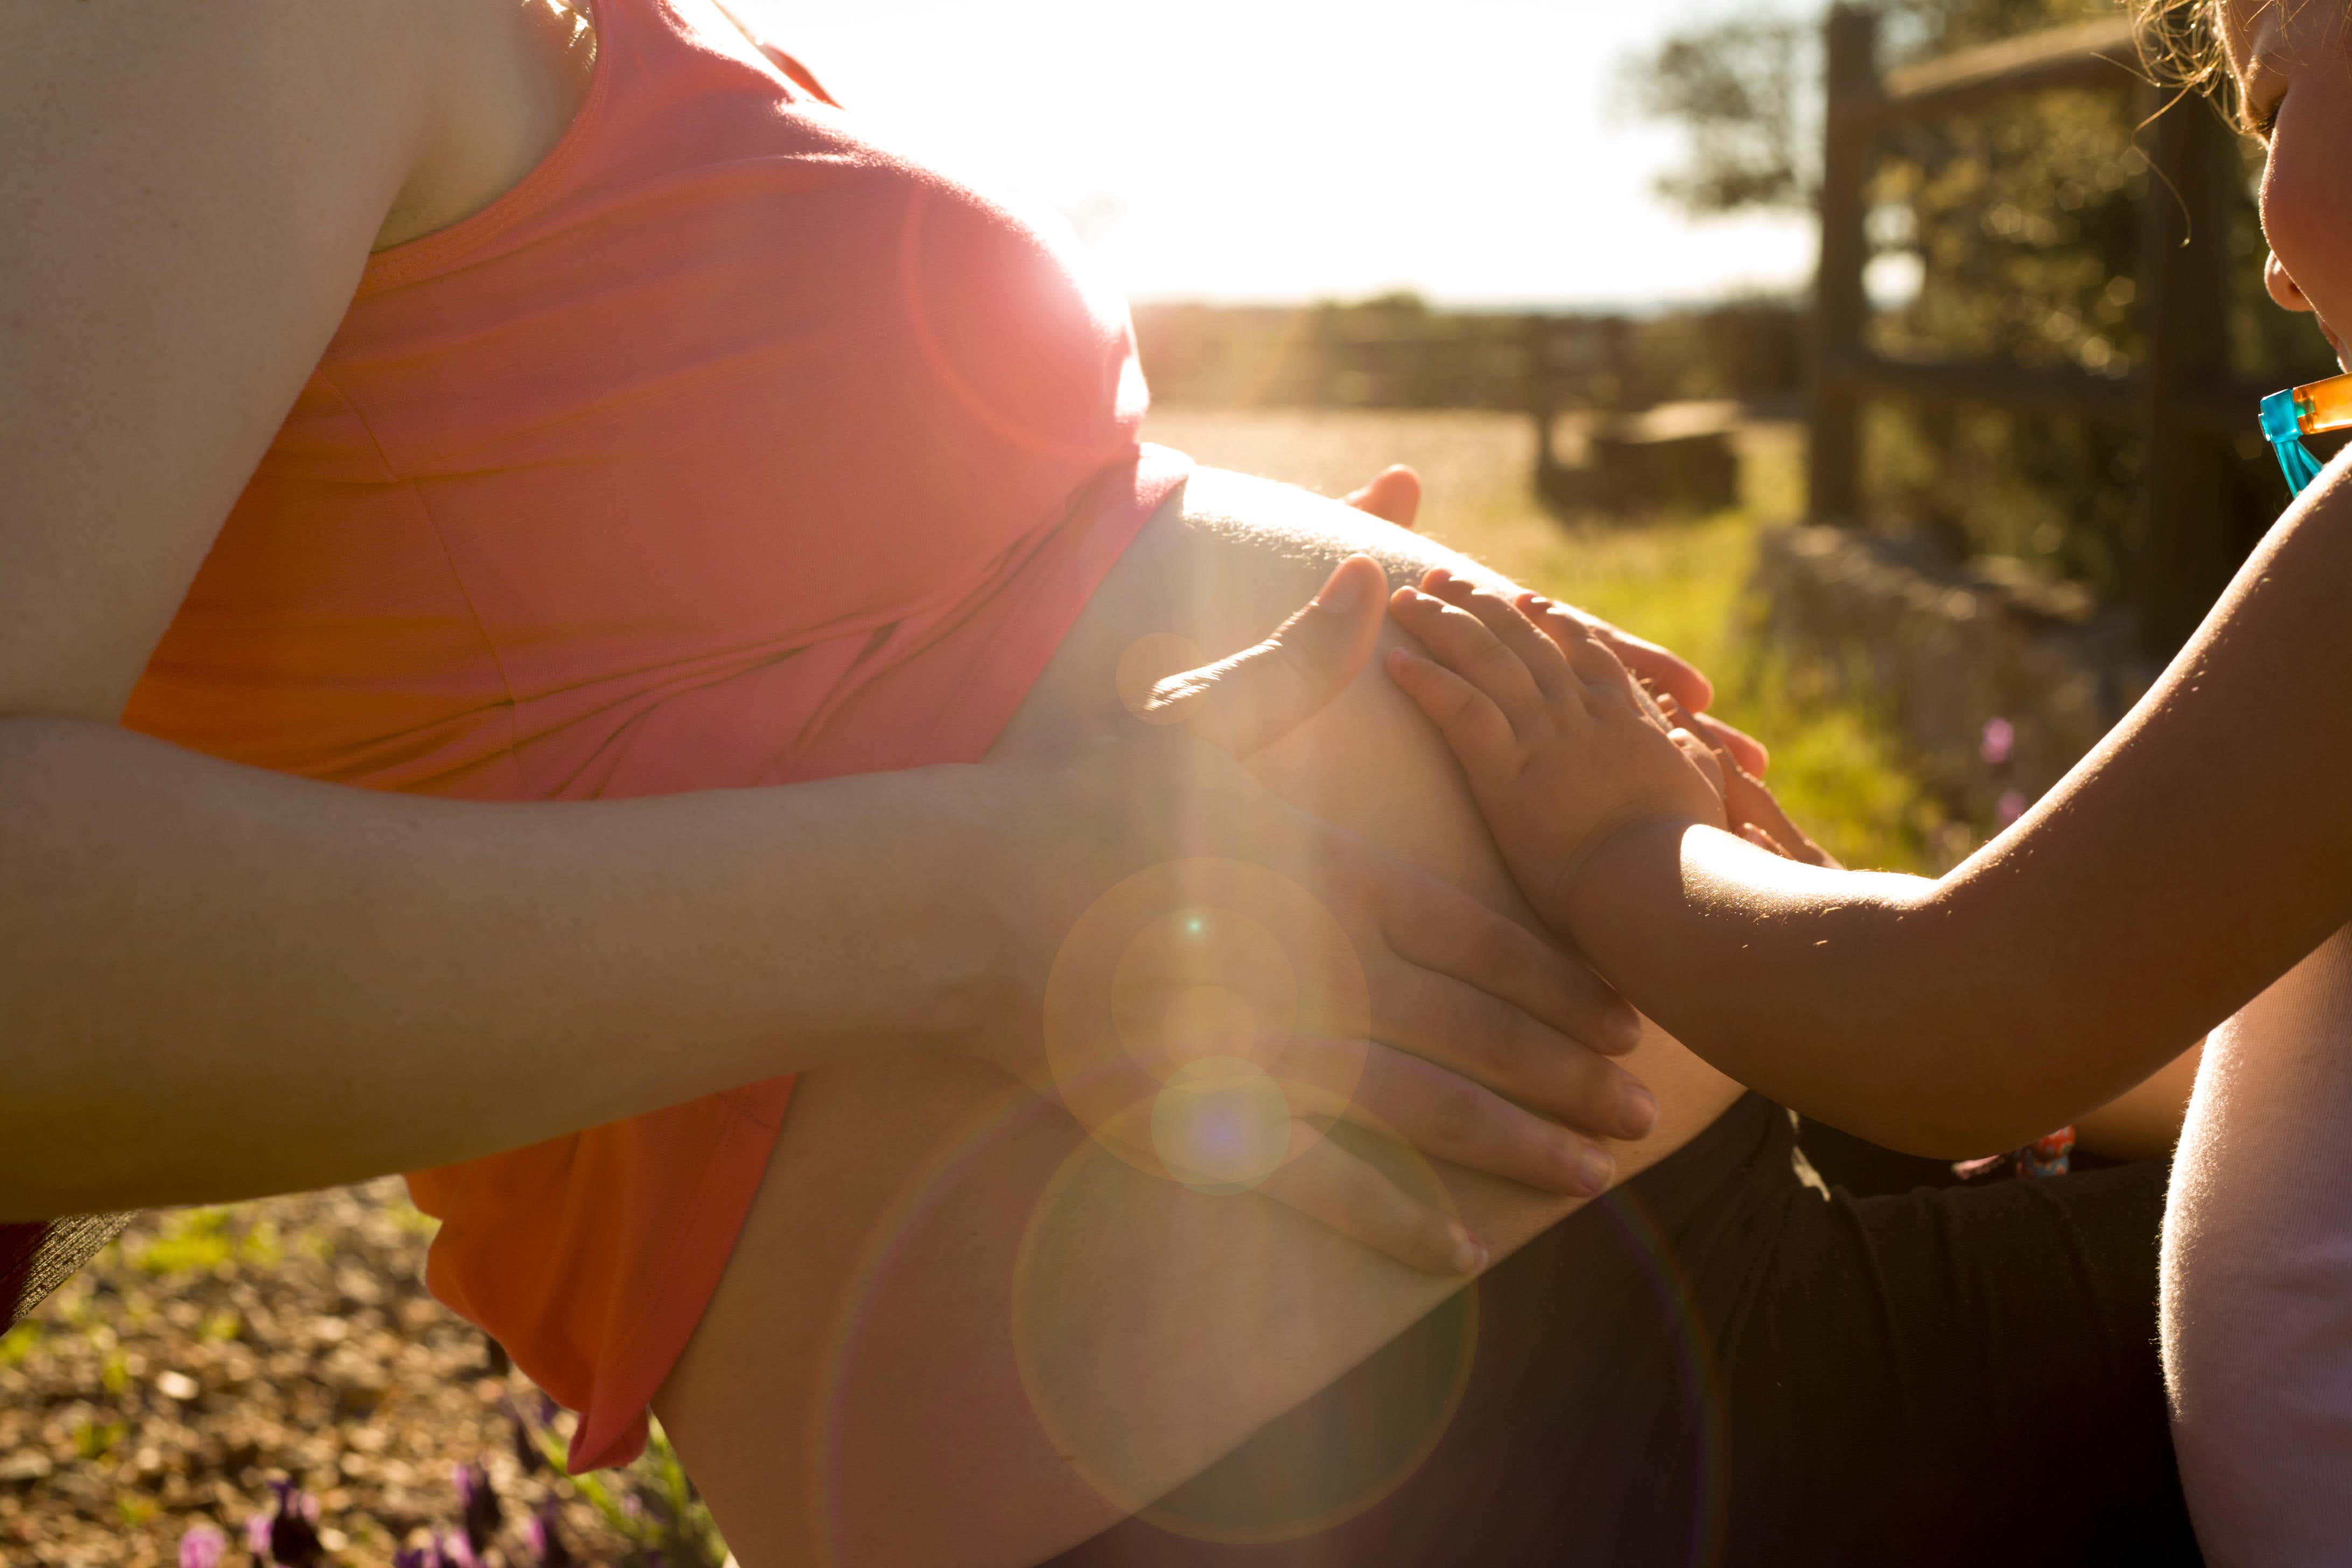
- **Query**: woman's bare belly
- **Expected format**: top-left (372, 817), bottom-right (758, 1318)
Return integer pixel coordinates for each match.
top-left (649, 466), bottom-right (1745, 1568)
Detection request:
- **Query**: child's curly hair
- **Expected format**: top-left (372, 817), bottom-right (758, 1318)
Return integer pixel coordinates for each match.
top-left (2134, 0), bottom-right (2249, 130)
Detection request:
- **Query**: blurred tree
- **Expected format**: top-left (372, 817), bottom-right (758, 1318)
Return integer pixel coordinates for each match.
top-left (1634, 18), bottom-right (1819, 213)
top-left (1630, 2), bottom-right (2333, 609)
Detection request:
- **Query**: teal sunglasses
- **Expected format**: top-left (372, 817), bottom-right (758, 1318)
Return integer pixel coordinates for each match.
top-left (2263, 370), bottom-right (2352, 496)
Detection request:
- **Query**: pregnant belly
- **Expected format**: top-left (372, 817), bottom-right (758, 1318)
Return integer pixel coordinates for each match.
top-left (999, 463), bottom-right (1748, 1228)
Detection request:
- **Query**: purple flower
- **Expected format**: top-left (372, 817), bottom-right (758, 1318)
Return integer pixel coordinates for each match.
top-left (177, 1523), bottom-right (227, 1568)
top-left (452, 1459), bottom-right (504, 1555)
top-left (527, 1497), bottom-right (575, 1567)
top-left (261, 1479), bottom-right (324, 1568)
top-left (1980, 716), bottom-right (2015, 768)
top-left (1996, 789), bottom-right (2027, 827)
top-left (401, 1532), bottom-right (472, 1568)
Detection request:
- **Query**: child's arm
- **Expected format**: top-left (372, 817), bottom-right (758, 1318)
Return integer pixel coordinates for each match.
top-left (1384, 478), bottom-right (2352, 1156)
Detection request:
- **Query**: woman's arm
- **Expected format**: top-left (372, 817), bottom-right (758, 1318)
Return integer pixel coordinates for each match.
top-left (1388, 479), bottom-right (2352, 1155)
top-left (0, 720), bottom-right (1015, 1216)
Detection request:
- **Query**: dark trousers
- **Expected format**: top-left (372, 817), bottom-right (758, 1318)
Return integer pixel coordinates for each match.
top-left (1045, 1094), bottom-right (2196, 1567)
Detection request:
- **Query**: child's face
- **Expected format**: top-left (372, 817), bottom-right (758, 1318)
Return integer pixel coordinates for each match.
top-left (2228, 0), bottom-right (2352, 368)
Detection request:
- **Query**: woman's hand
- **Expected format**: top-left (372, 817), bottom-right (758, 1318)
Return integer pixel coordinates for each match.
top-left (1651, 691), bottom-right (1838, 869)
top-left (971, 557), bottom-right (1657, 1275)
top-left (1382, 569), bottom-right (1727, 943)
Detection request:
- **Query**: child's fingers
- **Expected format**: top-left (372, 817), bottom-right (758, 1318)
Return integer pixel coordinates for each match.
top-left (1384, 646), bottom-right (1520, 776)
top-left (1520, 596), bottom-right (1650, 702)
top-left (1740, 822), bottom-right (1793, 858)
top-left (1388, 585), bottom-right (1548, 727)
top-left (1417, 570), bottom-right (1576, 697)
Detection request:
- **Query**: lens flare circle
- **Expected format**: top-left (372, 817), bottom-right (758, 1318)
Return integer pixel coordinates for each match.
top-left (1044, 858), bottom-right (1370, 1182)
top-left (1010, 1099), bottom-right (1480, 1548)
top-left (1149, 1055), bottom-right (1291, 1194)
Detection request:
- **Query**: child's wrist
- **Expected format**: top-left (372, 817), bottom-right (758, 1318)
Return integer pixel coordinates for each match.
top-left (1544, 809), bottom-right (1711, 938)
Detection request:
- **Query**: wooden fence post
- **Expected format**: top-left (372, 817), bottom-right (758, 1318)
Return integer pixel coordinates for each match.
top-left (1809, 6), bottom-right (1879, 524)
top-left (2132, 84), bottom-right (2239, 654)
top-left (1525, 314), bottom-right (1560, 486)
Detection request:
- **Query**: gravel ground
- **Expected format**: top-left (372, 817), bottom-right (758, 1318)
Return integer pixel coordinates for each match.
top-left (1, 1182), bottom-right (720, 1567)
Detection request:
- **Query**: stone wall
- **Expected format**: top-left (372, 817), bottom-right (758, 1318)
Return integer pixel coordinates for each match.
top-left (1749, 525), bottom-right (2158, 824)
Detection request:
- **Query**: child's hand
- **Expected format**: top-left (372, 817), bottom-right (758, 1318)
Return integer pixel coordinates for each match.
top-left (1384, 569), bottom-right (1726, 940)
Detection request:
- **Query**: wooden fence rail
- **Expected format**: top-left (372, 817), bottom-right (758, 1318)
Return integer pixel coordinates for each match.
top-left (1807, 6), bottom-right (2253, 652)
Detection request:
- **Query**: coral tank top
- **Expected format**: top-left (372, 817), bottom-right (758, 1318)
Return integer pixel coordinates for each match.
top-left (119, 0), bottom-right (1188, 1470)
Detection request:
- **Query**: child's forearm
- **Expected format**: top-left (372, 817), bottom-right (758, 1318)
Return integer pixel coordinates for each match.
top-left (1550, 459), bottom-right (2352, 1155)
top-left (1560, 821), bottom-right (2042, 1154)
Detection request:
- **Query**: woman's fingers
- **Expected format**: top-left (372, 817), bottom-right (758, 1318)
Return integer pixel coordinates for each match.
top-left (1349, 868), bottom-right (1657, 1145)
top-left (1368, 865), bottom-right (1643, 1055)
top-left (1341, 465), bottom-right (1423, 530)
top-left (1731, 774), bottom-right (1837, 869)
top-left (1685, 709), bottom-right (1769, 777)
top-left (1256, 1126), bottom-right (1485, 1276)
top-left (1080, 1084), bottom-right (1478, 1276)
top-left (1387, 584), bottom-right (1549, 727)
top-left (1656, 696), bottom-right (1768, 780)
top-left (1576, 615), bottom-right (1715, 714)
top-left (1143, 554), bottom-right (1388, 757)
top-left (1383, 646), bottom-right (1518, 777)
top-left (1334, 1041), bottom-right (1618, 1196)
top-left (1657, 696), bottom-right (1833, 869)
top-left (1417, 569), bottom-right (1576, 696)
top-left (1364, 958), bottom-right (1657, 1139)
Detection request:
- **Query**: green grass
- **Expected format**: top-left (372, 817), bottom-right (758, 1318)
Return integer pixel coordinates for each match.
top-left (132, 1206), bottom-right (283, 1277)
top-left (1460, 509), bottom-right (1956, 876)
top-left (0, 1322), bottom-right (41, 1369)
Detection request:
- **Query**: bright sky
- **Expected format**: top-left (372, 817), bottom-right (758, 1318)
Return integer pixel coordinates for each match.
top-left (765, 0), bottom-right (1818, 310)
